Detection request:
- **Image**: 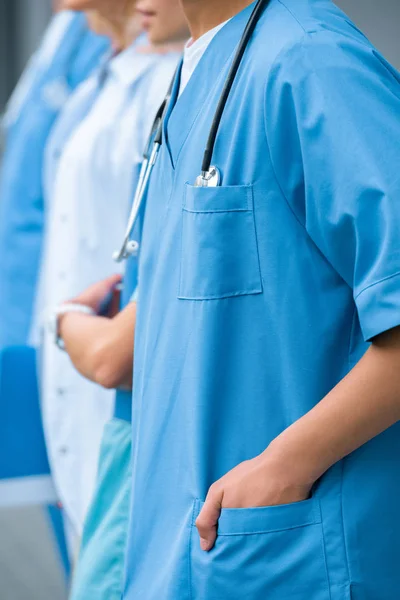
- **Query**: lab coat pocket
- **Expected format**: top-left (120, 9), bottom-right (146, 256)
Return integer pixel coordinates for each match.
top-left (179, 184), bottom-right (262, 300)
top-left (190, 497), bottom-right (330, 600)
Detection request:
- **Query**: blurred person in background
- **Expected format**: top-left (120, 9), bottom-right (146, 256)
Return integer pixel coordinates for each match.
top-left (0, 2), bottom-right (108, 349)
top-left (34, 0), bottom-right (186, 573)
top-left (50, 3), bottom-right (188, 597)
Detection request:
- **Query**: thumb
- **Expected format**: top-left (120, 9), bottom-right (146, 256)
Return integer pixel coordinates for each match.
top-left (102, 273), bottom-right (123, 291)
top-left (195, 485), bottom-right (223, 552)
top-left (77, 274), bottom-right (122, 312)
top-left (97, 274), bottom-right (122, 299)
top-left (96, 274), bottom-right (122, 313)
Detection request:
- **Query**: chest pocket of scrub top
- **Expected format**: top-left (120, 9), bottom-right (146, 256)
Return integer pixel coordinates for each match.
top-left (190, 497), bottom-right (331, 600)
top-left (179, 184), bottom-right (262, 300)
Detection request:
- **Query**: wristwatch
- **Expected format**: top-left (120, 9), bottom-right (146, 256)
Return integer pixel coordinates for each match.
top-left (48, 303), bottom-right (96, 350)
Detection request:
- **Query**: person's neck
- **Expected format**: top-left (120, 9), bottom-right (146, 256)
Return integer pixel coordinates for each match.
top-left (99, 11), bottom-right (138, 52)
top-left (182, 0), bottom-right (254, 41)
top-left (109, 22), bottom-right (133, 52)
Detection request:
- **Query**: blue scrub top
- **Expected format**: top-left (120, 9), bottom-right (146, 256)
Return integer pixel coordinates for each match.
top-left (0, 13), bottom-right (108, 347)
top-left (114, 181), bottom-right (144, 424)
top-left (123, 1), bottom-right (400, 599)
top-left (113, 253), bottom-right (138, 424)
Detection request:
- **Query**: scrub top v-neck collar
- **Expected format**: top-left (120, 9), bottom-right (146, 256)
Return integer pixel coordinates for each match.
top-left (162, 1), bottom-right (257, 169)
top-left (179, 18), bottom-right (231, 97)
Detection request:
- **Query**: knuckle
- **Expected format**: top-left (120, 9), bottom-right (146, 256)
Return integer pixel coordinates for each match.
top-left (195, 516), bottom-right (205, 532)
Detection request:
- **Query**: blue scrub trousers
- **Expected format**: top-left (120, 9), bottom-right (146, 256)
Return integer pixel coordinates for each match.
top-left (69, 417), bottom-right (131, 600)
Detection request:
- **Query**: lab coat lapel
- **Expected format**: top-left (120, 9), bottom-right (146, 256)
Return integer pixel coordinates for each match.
top-left (44, 61), bottom-right (109, 206)
top-left (164, 1), bottom-right (257, 169)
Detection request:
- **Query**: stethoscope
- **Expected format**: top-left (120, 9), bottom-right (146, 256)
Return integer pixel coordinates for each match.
top-left (113, 0), bottom-right (270, 263)
top-left (113, 94), bottom-right (171, 261)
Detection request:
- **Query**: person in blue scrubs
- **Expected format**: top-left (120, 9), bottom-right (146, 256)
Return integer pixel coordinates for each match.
top-left (0, 7), bottom-right (108, 348)
top-left (63, 0), bottom-right (400, 598)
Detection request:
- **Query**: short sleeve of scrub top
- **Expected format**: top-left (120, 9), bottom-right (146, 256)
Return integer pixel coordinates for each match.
top-left (265, 31), bottom-right (400, 343)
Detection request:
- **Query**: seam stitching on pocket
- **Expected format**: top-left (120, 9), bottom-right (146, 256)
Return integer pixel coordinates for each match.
top-left (182, 183), bottom-right (188, 209)
top-left (340, 459), bottom-right (353, 590)
top-left (188, 500), bottom-right (198, 600)
top-left (318, 499), bottom-right (333, 600)
top-left (217, 520), bottom-right (317, 536)
top-left (312, 496), bottom-right (322, 524)
top-left (183, 207), bottom-right (250, 214)
top-left (178, 288), bottom-right (263, 301)
top-left (248, 185), bottom-right (264, 296)
top-left (246, 186), bottom-right (252, 211)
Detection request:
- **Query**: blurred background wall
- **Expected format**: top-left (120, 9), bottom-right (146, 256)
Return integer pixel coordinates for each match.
top-left (338, 0), bottom-right (400, 68)
top-left (0, 0), bottom-right (52, 111)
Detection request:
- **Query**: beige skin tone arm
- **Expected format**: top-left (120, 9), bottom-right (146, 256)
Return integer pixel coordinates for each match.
top-left (197, 326), bottom-right (400, 550)
top-left (58, 275), bottom-right (136, 390)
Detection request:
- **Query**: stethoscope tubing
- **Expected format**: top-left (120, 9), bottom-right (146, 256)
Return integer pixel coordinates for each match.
top-left (113, 0), bottom-right (270, 263)
top-left (113, 96), bottom-right (169, 262)
top-left (201, 0), bottom-right (270, 176)
top-left (113, 156), bottom-right (149, 262)
top-left (114, 143), bottom-right (161, 262)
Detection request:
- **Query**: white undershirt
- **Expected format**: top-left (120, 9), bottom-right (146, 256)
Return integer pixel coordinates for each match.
top-left (179, 19), bottom-right (230, 97)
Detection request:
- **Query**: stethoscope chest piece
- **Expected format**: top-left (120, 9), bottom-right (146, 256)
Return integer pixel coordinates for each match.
top-left (194, 166), bottom-right (221, 188)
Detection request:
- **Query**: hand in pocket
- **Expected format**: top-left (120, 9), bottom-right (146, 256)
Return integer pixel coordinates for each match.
top-left (196, 450), bottom-right (313, 551)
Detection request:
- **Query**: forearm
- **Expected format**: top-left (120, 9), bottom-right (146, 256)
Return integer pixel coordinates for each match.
top-left (59, 302), bottom-right (136, 389)
top-left (197, 331), bottom-right (400, 548)
top-left (59, 313), bottom-right (111, 383)
top-left (268, 327), bottom-right (400, 486)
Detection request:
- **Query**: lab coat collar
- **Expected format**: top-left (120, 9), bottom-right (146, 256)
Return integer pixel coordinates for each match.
top-left (163, 1), bottom-right (257, 168)
top-left (108, 35), bottom-right (157, 88)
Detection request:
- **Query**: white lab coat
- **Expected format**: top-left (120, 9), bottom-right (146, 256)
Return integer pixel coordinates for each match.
top-left (36, 41), bottom-right (179, 539)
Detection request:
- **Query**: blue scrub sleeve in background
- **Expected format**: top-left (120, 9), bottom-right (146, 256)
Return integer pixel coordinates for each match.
top-left (0, 15), bottom-right (108, 348)
top-left (265, 31), bottom-right (400, 342)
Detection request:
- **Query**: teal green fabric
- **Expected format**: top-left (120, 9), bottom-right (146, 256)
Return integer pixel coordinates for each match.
top-left (69, 419), bottom-right (131, 600)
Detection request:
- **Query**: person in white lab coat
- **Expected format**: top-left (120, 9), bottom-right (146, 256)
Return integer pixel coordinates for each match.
top-left (34, 0), bottom-right (184, 558)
